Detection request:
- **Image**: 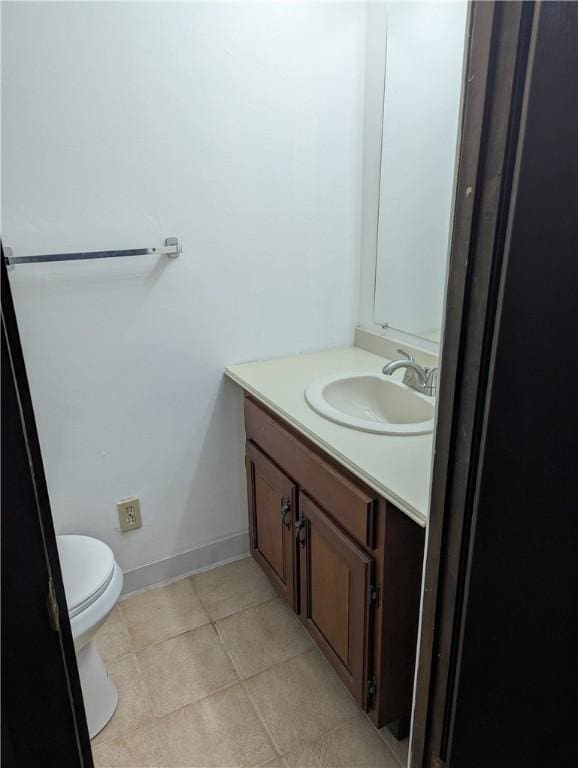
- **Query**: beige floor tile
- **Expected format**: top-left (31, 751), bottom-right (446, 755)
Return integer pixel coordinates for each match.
top-left (155, 683), bottom-right (276, 767)
top-left (216, 598), bottom-right (313, 678)
top-left (260, 759), bottom-right (287, 768)
top-left (94, 606), bottom-right (132, 663)
top-left (137, 623), bottom-right (239, 716)
top-left (91, 654), bottom-right (153, 746)
top-left (192, 556), bottom-right (275, 620)
top-left (245, 649), bottom-right (358, 754)
top-left (379, 727), bottom-right (409, 767)
top-left (91, 724), bottom-right (162, 767)
top-left (121, 578), bottom-right (209, 650)
top-left (284, 716), bottom-right (399, 767)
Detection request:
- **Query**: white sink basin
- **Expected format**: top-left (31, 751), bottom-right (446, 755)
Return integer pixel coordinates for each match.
top-left (305, 372), bottom-right (435, 435)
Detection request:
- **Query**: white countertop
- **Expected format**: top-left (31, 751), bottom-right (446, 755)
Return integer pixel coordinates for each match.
top-left (225, 346), bottom-right (434, 527)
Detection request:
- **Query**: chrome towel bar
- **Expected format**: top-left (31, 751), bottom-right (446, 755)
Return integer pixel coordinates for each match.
top-left (4, 237), bottom-right (182, 267)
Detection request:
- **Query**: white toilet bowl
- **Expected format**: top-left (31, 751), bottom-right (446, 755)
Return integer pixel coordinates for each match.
top-left (57, 535), bottom-right (123, 738)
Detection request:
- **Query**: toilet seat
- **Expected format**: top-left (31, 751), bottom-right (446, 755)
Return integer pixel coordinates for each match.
top-left (57, 535), bottom-right (115, 618)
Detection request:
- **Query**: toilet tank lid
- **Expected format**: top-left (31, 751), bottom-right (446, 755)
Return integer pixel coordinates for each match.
top-left (56, 535), bottom-right (116, 616)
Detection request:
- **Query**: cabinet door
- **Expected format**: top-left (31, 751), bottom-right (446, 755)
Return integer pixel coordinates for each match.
top-left (297, 493), bottom-right (374, 707)
top-left (246, 442), bottom-right (296, 608)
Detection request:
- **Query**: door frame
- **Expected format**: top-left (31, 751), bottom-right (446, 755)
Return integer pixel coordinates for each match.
top-left (411, 1), bottom-right (577, 765)
top-left (1, 252), bottom-right (93, 766)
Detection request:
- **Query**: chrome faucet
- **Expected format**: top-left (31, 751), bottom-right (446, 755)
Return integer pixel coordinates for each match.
top-left (382, 349), bottom-right (438, 397)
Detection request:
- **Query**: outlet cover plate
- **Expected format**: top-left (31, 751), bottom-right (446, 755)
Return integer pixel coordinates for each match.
top-left (117, 497), bottom-right (142, 532)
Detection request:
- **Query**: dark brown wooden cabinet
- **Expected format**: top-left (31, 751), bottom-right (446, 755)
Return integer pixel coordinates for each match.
top-left (243, 395), bottom-right (424, 734)
top-left (246, 441), bottom-right (296, 609)
top-left (297, 492), bottom-right (373, 707)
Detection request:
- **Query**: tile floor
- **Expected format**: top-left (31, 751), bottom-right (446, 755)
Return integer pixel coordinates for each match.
top-left (91, 556), bottom-right (409, 768)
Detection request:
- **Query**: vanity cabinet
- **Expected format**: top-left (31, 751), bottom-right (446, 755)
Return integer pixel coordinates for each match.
top-left (243, 395), bottom-right (425, 733)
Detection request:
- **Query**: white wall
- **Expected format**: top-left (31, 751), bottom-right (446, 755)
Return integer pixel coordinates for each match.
top-left (2, 1), bottom-right (366, 580)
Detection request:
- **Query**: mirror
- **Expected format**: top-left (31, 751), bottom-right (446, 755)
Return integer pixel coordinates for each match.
top-left (373, 1), bottom-right (468, 342)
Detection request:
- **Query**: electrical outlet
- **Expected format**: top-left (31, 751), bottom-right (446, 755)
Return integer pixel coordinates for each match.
top-left (117, 497), bottom-right (142, 532)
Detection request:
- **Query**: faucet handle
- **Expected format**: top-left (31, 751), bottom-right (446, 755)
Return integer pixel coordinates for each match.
top-left (424, 367), bottom-right (439, 396)
top-left (397, 348), bottom-right (415, 362)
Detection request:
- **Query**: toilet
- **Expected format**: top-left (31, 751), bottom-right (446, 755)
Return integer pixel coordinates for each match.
top-left (57, 535), bottom-right (123, 738)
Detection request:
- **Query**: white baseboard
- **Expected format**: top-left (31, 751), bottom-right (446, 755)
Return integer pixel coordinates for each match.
top-left (121, 531), bottom-right (250, 596)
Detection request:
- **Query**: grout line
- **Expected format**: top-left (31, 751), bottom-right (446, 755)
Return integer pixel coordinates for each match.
top-left (213, 598), bottom-right (314, 674)
top-left (211, 614), bottom-right (282, 759)
top-left (127, 627), bottom-right (243, 723)
top-left (152, 678), bottom-right (241, 723)
top-left (240, 648), bottom-right (366, 760)
top-left (241, 679), bottom-right (284, 758)
top-left (213, 622), bottom-right (244, 678)
top-left (210, 602), bottom-right (362, 761)
top-left (205, 592), bottom-right (276, 623)
top-left (211, 602), bottom-right (297, 758)
top-left (117, 591), bottom-right (281, 658)
top-left (98, 648), bottom-right (133, 665)
top-left (283, 714), bottom-right (374, 760)
top-left (257, 758), bottom-right (287, 768)
top-left (213, 594), bottom-right (279, 626)
top-left (91, 719), bottom-right (146, 750)
top-left (133, 624), bottom-right (242, 721)
top-left (127, 618), bottom-right (213, 655)
top-left (239, 644), bottom-right (317, 686)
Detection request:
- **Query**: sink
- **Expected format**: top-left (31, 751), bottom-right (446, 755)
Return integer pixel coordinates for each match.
top-left (305, 372), bottom-right (435, 435)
